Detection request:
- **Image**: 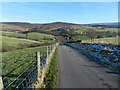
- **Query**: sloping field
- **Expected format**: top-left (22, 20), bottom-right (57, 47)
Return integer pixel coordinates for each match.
top-left (1, 36), bottom-right (41, 52)
top-left (73, 26), bottom-right (93, 34)
top-left (1, 31), bottom-right (55, 41)
top-left (1, 31), bottom-right (26, 38)
top-left (72, 26), bottom-right (118, 34)
top-left (27, 32), bottom-right (54, 41)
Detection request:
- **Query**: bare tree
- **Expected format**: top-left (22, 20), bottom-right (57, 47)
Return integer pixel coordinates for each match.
top-left (85, 30), bottom-right (97, 42)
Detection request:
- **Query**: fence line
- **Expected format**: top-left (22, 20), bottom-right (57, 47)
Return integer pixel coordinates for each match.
top-left (2, 44), bottom-right (57, 90)
top-left (4, 60), bottom-right (37, 89)
top-left (35, 43), bottom-right (58, 88)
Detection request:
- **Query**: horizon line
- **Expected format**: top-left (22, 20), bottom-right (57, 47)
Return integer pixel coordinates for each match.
top-left (1, 21), bottom-right (118, 24)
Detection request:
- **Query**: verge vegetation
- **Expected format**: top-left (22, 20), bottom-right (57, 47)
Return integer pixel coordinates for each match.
top-left (43, 47), bottom-right (58, 89)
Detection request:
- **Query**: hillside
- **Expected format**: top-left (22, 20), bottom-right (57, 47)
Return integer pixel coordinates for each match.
top-left (1, 36), bottom-right (42, 52)
top-left (1, 24), bottom-right (27, 31)
top-left (1, 31), bottom-right (55, 41)
top-left (1, 22), bottom-right (81, 32)
top-left (1, 21), bottom-right (118, 32)
top-left (1, 21), bottom-right (119, 44)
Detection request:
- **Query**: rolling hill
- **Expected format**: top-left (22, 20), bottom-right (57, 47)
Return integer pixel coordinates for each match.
top-left (1, 21), bottom-right (118, 41)
top-left (1, 22), bottom-right (81, 32)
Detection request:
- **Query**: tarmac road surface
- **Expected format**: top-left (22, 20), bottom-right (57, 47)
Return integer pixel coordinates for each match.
top-left (58, 44), bottom-right (119, 88)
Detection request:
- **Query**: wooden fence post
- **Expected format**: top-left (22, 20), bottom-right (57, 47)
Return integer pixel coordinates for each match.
top-left (50, 45), bottom-right (52, 53)
top-left (47, 46), bottom-right (48, 60)
top-left (0, 76), bottom-right (4, 90)
top-left (37, 52), bottom-right (40, 77)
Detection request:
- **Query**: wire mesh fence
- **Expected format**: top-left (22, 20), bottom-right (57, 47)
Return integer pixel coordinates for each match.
top-left (2, 44), bottom-right (57, 90)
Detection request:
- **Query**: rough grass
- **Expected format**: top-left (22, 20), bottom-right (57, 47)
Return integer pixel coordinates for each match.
top-left (43, 47), bottom-right (58, 89)
top-left (1, 24), bottom-right (26, 31)
top-left (82, 36), bottom-right (119, 45)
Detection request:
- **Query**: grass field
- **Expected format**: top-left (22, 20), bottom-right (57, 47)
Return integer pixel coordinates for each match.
top-left (73, 26), bottom-right (92, 34)
top-left (72, 35), bottom-right (89, 41)
top-left (1, 31), bottom-right (55, 42)
top-left (72, 25), bottom-right (118, 34)
top-left (27, 32), bottom-right (54, 41)
top-left (1, 36), bottom-right (42, 52)
top-left (95, 28), bottom-right (118, 32)
top-left (2, 46), bottom-right (47, 87)
top-left (82, 36), bottom-right (119, 45)
top-left (1, 31), bottom-right (26, 38)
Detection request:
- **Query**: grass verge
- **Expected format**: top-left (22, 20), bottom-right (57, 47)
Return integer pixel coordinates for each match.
top-left (43, 46), bottom-right (58, 89)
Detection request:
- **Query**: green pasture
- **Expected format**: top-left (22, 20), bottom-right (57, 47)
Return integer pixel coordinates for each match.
top-left (1, 36), bottom-right (41, 52)
top-left (72, 26), bottom-right (118, 34)
top-left (1, 31), bottom-right (55, 42)
top-left (2, 46), bottom-right (47, 87)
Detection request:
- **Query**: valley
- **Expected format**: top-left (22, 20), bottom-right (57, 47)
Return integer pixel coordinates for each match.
top-left (0, 21), bottom-right (119, 89)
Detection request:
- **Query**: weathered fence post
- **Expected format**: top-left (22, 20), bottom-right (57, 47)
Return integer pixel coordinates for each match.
top-left (37, 52), bottom-right (40, 77)
top-left (49, 46), bottom-right (51, 53)
top-left (47, 46), bottom-right (49, 60)
top-left (50, 45), bottom-right (51, 52)
top-left (0, 76), bottom-right (4, 90)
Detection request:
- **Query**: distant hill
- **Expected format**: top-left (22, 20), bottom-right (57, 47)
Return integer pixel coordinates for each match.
top-left (1, 22), bottom-right (38, 31)
top-left (1, 22), bottom-right (81, 31)
top-left (1, 23), bottom-right (27, 31)
top-left (1, 21), bottom-right (119, 32)
top-left (86, 22), bottom-right (119, 28)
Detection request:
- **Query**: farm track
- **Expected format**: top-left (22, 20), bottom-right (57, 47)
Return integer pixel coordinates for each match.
top-left (58, 44), bottom-right (119, 88)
